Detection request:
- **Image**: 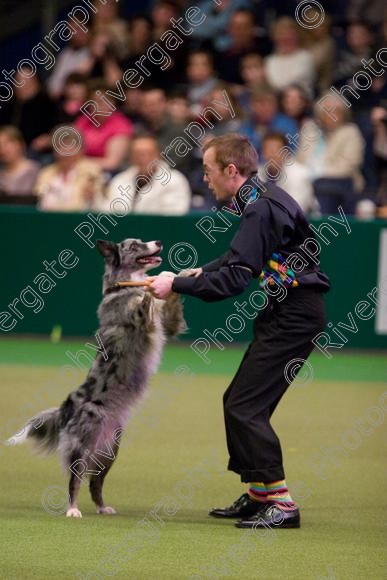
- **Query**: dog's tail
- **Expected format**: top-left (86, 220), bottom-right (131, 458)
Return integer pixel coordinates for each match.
top-left (6, 408), bottom-right (61, 454)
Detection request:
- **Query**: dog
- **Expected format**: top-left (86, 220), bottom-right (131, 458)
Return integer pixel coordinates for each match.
top-left (7, 238), bottom-right (186, 517)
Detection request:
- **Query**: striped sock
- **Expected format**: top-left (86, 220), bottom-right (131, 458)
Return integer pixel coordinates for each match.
top-left (266, 479), bottom-right (296, 511)
top-left (247, 482), bottom-right (268, 503)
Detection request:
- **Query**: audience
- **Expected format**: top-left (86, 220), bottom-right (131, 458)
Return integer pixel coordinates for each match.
top-left (47, 28), bottom-right (90, 99)
top-left (0, 2), bottom-right (385, 218)
top-left (35, 131), bottom-right (105, 211)
top-left (74, 81), bottom-right (133, 174)
top-left (297, 95), bottom-right (365, 215)
top-left (0, 127), bottom-right (40, 199)
top-left (242, 87), bottom-right (298, 153)
top-left (265, 17), bottom-right (315, 95)
top-left (260, 132), bottom-right (318, 214)
top-left (104, 136), bottom-right (191, 215)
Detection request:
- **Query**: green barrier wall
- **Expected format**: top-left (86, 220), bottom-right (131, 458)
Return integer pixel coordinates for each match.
top-left (0, 206), bottom-right (386, 349)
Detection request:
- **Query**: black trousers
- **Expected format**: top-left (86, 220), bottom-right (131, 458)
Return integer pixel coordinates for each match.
top-left (224, 288), bottom-right (326, 483)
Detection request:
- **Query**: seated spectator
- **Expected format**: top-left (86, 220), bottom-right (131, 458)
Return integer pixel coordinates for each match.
top-left (371, 106), bottom-right (387, 217)
top-left (241, 87), bottom-right (298, 153)
top-left (149, 1), bottom-right (187, 88)
top-left (265, 17), bottom-right (315, 95)
top-left (74, 80), bottom-right (133, 174)
top-left (190, 0), bottom-right (253, 52)
top-left (334, 22), bottom-right (374, 89)
top-left (78, 31), bottom-right (122, 86)
top-left (47, 28), bottom-right (90, 99)
top-left (297, 94), bottom-right (365, 215)
top-left (58, 74), bottom-right (88, 124)
top-left (186, 51), bottom-right (218, 114)
top-left (103, 136), bottom-right (191, 215)
top-left (215, 10), bottom-right (269, 85)
top-left (9, 67), bottom-right (58, 158)
top-left (203, 83), bottom-right (243, 137)
top-left (35, 131), bottom-right (105, 211)
top-left (306, 15), bottom-right (335, 92)
top-left (234, 54), bottom-right (268, 113)
top-left (91, 0), bottom-right (129, 60)
top-left (281, 85), bottom-right (312, 130)
top-left (167, 91), bottom-right (194, 126)
top-left (121, 15), bottom-right (153, 72)
top-left (138, 88), bottom-right (191, 175)
top-left (0, 126), bottom-right (40, 200)
top-left (260, 132), bottom-right (318, 214)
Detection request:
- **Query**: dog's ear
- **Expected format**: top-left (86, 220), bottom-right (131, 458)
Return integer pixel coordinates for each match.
top-left (96, 240), bottom-right (120, 265)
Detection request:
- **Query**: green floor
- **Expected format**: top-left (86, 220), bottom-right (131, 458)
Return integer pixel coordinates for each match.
top-left (0, 339), bottom-right (386, 579)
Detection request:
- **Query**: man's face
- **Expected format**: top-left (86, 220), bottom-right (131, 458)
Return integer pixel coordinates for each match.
top-left (203, 147), bottom-right (234, 202)
top-left (131, 138), bottom-right (160, 174)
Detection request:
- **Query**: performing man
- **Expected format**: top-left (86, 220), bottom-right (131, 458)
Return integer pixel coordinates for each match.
top-left (150, 133), bottom-right (330, 529)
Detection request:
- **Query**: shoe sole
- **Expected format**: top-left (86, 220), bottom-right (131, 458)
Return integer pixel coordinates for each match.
top-left (235, 519), bottom-right (300, 529)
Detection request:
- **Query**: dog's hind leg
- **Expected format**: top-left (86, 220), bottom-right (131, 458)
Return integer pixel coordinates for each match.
top-left (89, 441), bottom-right (119, 515)
top-left (66, 471), bottom-right (83, 518)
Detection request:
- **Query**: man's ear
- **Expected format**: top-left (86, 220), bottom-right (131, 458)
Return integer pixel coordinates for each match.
top-left (96, 240), bottom-right (120, 265)
top-left (227, 163), bottom-right (238, 177)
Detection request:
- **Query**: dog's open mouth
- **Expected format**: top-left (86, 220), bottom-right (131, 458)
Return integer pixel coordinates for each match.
top-left (136, 248), bottom-right (163, 266)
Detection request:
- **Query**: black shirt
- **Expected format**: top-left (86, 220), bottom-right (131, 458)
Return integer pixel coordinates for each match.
top-left (172, 177), bottom-right (330, 302)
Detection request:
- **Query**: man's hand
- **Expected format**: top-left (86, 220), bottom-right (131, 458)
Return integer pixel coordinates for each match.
top-left (181, 267), bottom-right (203, 278)
top-left (149, 275), bottom-right (175, 299)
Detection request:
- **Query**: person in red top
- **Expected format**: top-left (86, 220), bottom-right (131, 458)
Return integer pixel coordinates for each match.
top-left (75, 82), bottom-right (134, 174)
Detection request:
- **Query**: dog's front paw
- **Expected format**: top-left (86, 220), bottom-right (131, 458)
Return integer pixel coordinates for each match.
top-left (97, 506), bottom-right (117, 515)
top-left (66, 507), bottom-right (82, 518)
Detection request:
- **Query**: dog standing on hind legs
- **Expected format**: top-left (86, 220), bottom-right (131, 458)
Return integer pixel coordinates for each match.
top-left (7, 238), bottom-right (187, 518)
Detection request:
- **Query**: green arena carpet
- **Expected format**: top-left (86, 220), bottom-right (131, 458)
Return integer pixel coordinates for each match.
top-left (0, 338), bottom-right (386, 579)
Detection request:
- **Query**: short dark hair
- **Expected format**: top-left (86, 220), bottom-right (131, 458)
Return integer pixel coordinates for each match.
top-left (262, 132), bottom-right (288, 147)
top-left (203, 133), bottom-right (258, 176)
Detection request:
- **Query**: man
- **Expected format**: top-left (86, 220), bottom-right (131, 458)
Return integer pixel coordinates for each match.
top-left (103, 136), bottom-right (191, 215)
top-left (150, 133), bottom-right (330, 529)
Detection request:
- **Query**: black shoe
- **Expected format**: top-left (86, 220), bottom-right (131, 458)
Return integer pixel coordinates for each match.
top-left (235, 503), bottom-right (300, 529)
top-left (208, 493), bottom-right (267, 519)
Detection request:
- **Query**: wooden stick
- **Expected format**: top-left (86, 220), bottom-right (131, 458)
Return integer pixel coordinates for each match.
top-left (113, 279), bottom-right (154, 288)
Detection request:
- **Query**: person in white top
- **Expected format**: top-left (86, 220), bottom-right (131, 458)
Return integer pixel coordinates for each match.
top-left (265, 17), bottom-right (315, 95)
top-left (260, 131), bottom-right (319, 215)
top-left (104, 136), bottom-right (192, 216)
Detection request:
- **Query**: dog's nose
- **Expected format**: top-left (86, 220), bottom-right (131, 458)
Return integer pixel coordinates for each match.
top-left (155, 240), bottom-right (162, 247)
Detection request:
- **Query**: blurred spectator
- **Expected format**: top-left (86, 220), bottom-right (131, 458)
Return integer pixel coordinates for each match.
top-left (235, 54), bottom-right (268, 113)
top-left (58, 74), bottom-right (88, 125)
top-left (347, 0), bottom-right (386, 28)
top-left (204, 83), bottom-right (243, 137)
top-left (149, 1), bottom-right (188, 88)
top-left (186, 51), bottom-right (218, 114)
top-left (190, 0), bottom-right (252, 51)
top-left (241, 86), bottom-right (298, 153)
top-left (121, 16), bottom-right (153, 71)
top-left (334, 22), bottom-right (374, 89)
top-left (47, 29), bottom-right (90, 99)
top-left (167, 91), bottom-right (193, 126)
top-left (371, 106), bottom-right (387, 217)
top-left (74, 81), bottom-right (133, 174)
top-left (104, 136), bottom-right (191, 215)
top-left (260, 132), bottom-right (317, 214)
top-left (78, 31), bottom-right (122, 86)
top-left (121, 86), bottom-right (146, 128)
top-left (35, 131), bottom-right (105, 211)
top-left (91, 0), bottom-right (129, 60)
top-left (9, 68), bottom-right (58, 157)
top-left (138, 88), bottom-right (191, 174)
top-left (0, 127), bottom-right (40, 199)
top-left (215, 10), bottom-right (268, 85)
top-left (281, 85), bottom-right (312, 130)
top-left (297, 94), bottom-right (365, 215)
top-left (265, 17), bottom-right (315, 95)
top-left (306, 15), bottom-right (335, 92)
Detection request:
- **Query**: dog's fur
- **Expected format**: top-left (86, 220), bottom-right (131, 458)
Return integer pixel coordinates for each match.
top-left (8, 238), bottom-right (186, 517)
